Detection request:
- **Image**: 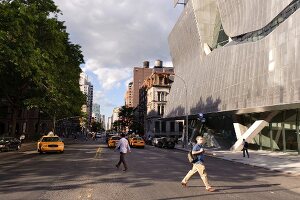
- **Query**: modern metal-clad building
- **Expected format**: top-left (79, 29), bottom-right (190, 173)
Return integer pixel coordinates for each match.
top-left (165, 0), bottom-right (300, 153)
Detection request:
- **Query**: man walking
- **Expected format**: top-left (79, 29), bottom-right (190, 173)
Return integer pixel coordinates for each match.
top-left (181, 136), bottom-right (215, 192)
top-left (242, 139), bottom-right (249, 158)
top-left (115, 133), bottom-right (131, 171)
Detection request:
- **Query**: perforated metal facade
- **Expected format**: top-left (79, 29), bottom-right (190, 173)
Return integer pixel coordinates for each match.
top-left (165, 0), bottom-right (300, 118)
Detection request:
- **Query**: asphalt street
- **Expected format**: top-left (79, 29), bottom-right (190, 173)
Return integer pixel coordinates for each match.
top-left (0, 139), bottom-right (300, 200)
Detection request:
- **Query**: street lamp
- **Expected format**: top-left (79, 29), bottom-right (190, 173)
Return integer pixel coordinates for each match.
top-left (170, 74), bottom-right (188, 148)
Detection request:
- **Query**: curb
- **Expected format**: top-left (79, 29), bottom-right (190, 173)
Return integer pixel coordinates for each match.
top-left (174, 147), bottom-right (300, 177)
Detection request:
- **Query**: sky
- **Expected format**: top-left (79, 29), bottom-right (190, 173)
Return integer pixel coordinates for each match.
top-left (53, 0), bottom-right (182, 122)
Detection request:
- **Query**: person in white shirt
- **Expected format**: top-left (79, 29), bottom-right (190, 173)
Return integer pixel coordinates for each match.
top-left (115, 133), bottom-right (131, 171)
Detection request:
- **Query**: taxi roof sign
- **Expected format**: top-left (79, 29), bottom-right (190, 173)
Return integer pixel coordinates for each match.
top-left (47, 131), bottom-right (55, 137)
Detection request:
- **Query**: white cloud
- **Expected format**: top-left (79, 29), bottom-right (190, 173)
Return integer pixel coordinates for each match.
top-left (93, 90), bottom-right (116, 108)
top-left (54, 0), bottom-right (180, 69)
top-left (53, 0), bottom-right (181, 117)
top-left (85, 59), bottom-right (131, 90)
top-left (93, 90), bottom-right (105, 103)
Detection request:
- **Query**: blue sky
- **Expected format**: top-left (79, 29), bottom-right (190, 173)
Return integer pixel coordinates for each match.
top-left (54, 0), bottom-right (182, 122)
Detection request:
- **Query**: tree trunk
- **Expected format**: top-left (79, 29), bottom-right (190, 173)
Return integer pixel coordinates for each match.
top-left (11, 107), bottom-right (18, 137)
top-left (35, 110), bottom-right (41, 135)
top-left (53, 115), bottom-right (56, 133)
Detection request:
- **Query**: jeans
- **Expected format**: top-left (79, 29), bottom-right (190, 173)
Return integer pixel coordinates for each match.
top-left (243, 148), bottom-right (249, 158)
top-left (116, 152), bottom-right (127, 170)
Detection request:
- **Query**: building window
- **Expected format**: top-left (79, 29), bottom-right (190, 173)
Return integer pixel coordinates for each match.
top-left (157, 104), bottom-right (165, 116)
top-left (157, 92), bottom-right (166, 102)
top-left (158, 104), bottom-right (161, 115)
top-left (179, 122), bottom-right (183, 132)
top-left (170, 122), bottom-right (175, 132)
top-left (155, 121), bottom-right (160, 133)
top-left (161, 122), bottom-right (166, 133)
top-left (159, 77), bottom-right (163, 85)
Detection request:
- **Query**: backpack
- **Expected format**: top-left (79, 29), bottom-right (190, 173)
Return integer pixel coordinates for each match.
top-left (187, 151), bottom-right (197, 163)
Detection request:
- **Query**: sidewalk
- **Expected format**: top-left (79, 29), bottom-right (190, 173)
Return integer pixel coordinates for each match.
top-left (175, 144), bottom-right (300, 176)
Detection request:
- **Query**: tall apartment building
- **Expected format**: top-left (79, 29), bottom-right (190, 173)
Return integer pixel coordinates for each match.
top-left (132, 61), bottom-right (153, 108)
top-left (79, 72), bottom-right (93, 128)
top-left (92, 103), bottom-right (101, 122)
top-left (125, 82), bottom-right (134, 108)
top-left (112, 107), bottom-right (121, 124)
top-left (132, 60), bottom-right (174, 108)
top-left (166, 0), bottom-right (300, 152)
top-left (139, 69), bottom-right (174, 137)
top-left (100, 115), bottom-right (106, 130)
top-left (107, 117), bottom-right (112, 130)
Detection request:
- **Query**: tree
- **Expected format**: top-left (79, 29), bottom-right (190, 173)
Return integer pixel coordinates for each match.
top-left (130, 120), bottom-right (144, 135)
top-left (91, 121), bottom-right (104, 133)
top-left (0, 0), bottom-right (85, 135)
top-left (112, 119), bottom-right (124, 133)
top-left (117, 106), bottom-right (134, 132)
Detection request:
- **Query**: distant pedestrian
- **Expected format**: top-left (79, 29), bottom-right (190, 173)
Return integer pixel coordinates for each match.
top-left (242, 139), bottom-right (249, 158)
top-left (115, 133), bottom-right (131, 171)
top-left (19, 134), bottom-right (25, 143)
top-left (181, 136), bottom-right (215, 192)
top-left (147, 135), bottom-right (152, 145)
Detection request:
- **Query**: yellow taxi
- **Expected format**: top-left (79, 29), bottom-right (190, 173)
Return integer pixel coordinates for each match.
top-left (37, 132), bottom-right (64, 154)
top-left (108, 135), bottom-right (121, 148)
top-left (130, 137), bottom-right (145, 148)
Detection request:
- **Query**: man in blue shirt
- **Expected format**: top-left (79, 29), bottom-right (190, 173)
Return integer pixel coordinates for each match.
top-left (181, 136), bottom-right (215, 192)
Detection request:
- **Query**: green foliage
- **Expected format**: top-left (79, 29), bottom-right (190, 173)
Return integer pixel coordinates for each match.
top-left (91, 121), bottom-right (104, 132)
top-left (118, 106), bottom-right (134, 123)
top-left (114, 106), bottom-right (145, 134)
top-left (112, 119), bottom-right (124, 132)
top-left (0, 0), bottom-right (85, 133)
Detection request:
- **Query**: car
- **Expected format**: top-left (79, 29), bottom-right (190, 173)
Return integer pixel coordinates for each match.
top-left (96, 132), bottom-right (102, 138)
top-left (152, 137), bottom-right (162, 146)
top-left (0, 137), bottom-right (21, 152)
top-left (108, 136), bottom-right (121, 148)
top-left (106, 134), bottom-right (115, 143)
top-left (130, 137), bottom-right (145, 148)
top-left (37, 133), bottom-right (64, 154)
top-left (154, 137), bottom-right (175, 149)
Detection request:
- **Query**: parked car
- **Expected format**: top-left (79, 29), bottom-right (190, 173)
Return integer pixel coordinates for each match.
top-left (0, 137), bottom-right (21, 152)
top-left (152, 137), bottom-right (161, 146)
top-left (96, 132), bottom-right (102, 138)
top-left (129, 137), bottom-right (145, 148)
top-left (108, 136), bottom-right (121, 148)
top-left (154, 137), bottom-right (175, 149)
top-left (37, 133), bottom-right (64, 154)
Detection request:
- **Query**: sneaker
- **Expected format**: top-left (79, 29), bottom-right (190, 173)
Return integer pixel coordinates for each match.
top-left (206, 188), bottom-right (215, 192)
top-left (115, 165), bottom-right (119, 169)
top-left (181, 182), bottom-right (187, 187)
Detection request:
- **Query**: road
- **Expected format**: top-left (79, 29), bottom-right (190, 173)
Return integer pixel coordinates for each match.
top-left (0, 139), bottom-right (300, 200)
